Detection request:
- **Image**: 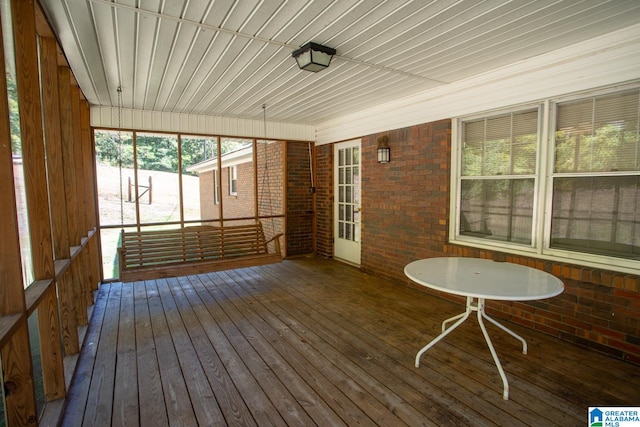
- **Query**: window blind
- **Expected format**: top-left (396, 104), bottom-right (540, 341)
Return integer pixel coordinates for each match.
top-left (555, 89), bottom-right (640, 173)
top-left (462, 109), bottom-right (537, 177)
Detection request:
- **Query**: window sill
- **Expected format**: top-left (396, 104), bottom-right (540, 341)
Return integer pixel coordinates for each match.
top-left (449, 237), bottom-right (640, 276)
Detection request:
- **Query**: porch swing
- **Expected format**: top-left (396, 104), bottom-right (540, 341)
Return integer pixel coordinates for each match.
top-left (117, 102), bottom-right (283, 282)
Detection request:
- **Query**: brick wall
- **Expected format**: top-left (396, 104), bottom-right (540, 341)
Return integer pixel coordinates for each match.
top-left (286, 142), bottom-right (314, 255)
top-left (315, 119), bottom-right (640, 365)
top-left (315, 143), bottom-right (333, 258)
top-left (257, 141), bottom-right (285, 254)
top-left (361, 122), bottom-right (451, 282)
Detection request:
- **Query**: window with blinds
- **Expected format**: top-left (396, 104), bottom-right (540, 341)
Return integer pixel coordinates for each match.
top-left (459, 108), bottom-right (539, 244)
top-left (452, 85), bottom-right (640, 267)
top-left (550, 89), bottom-right (640, 259)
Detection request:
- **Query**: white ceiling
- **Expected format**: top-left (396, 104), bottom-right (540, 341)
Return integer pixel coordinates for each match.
top-left (40, 0), bottom-right (640, 126)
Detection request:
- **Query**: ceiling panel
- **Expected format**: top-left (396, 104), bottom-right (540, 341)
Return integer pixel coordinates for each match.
top-left (39, 0), bottom-right (640, 126)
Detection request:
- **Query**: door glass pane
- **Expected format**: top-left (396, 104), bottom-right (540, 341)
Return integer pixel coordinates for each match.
top-left (337, 146), bottom-right (360, 243)
top-left (353, 166), bottom-right (360, 206)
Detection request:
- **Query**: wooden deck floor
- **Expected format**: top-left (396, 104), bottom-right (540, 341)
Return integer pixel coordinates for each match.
top-left (62, 257), bottom-right (639, 426)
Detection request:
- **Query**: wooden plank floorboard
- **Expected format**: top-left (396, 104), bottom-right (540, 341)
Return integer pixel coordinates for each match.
top-left (170, 276), bottom-right (258, 426)
top-left (205, 271), bottom-right (360, 426)
top-left (112, 282), bottom-right (138, 426)
top-left (305, 271), bottom-right (568, 425)
top-left (221, 267), bottom-right (446, 427)
top-left (319, 264), bottom-right (628, 413)
top-left (62, 257), bottom-right (640, 426)
top-left (217, 268), bottom-right (400, 426)
top-left (180, 275), bottom-right (285, 426)
top-left (192, 272), bottom-right (317, 426)
top-left (61, 284), bottom-right (110, 425)
top-left (246, 262), bottom-right (508, 427)
top-left (311, 262), bottom-right (603, 425)
top-left (156, 277), bottom-right (226, 425)
top-left (251, 260), bottom-right (614, 426)
top-left (82, 283), bottom-right (120, 426)
top-left (133, 280), bottom-right (168, 427)
top-left (144, 280), bottom-right (197, 426)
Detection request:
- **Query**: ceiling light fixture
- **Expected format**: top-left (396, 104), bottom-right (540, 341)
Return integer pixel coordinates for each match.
top-left (292, 42), bottom-right (336, 72)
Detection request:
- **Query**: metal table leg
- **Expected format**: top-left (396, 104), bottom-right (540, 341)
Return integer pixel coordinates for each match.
top-left (415, 296), bottom-right (473, 368)
top-left (415, 296), bottom-right (528, 400)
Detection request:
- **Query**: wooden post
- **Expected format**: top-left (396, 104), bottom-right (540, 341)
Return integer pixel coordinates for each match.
top-left (80, 99), bottom-right (100, 294)
top-left (0, 1), bottom-right (38, 426)
top-left (128, 176), bottom-right (132, 202)
top-left (58, 66), bottom-right (86, 330)
top-left (148, 176), bottom-right (153, 204)
top-left (38, 35), bottom-right (68, 402)
top-left (71, 84), bottom-right (91, 321)
top-left (0, 55), bottom-right (36, 427)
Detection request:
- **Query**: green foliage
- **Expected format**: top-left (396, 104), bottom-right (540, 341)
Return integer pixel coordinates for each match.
top-left (555, 123), bottom-right (639, 173)
top-left (6, 71), bottom-right (21, 153)
top-left (94, 131), bottom-right (251, 176)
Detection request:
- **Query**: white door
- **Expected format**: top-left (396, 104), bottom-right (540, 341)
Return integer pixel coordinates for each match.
top-left (334, 139), bottom-right (361, 265)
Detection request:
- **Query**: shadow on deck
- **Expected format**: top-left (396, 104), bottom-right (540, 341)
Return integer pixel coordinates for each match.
top-left (63, 256), bottom-right (639, 426)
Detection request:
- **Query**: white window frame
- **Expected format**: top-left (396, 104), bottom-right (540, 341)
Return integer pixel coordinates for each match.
top-left (214, 171), bottom-right (219, 204)
top-left (450, 83), bottom-right (640, 274)
top-left (229, 165), bottom-right (238, 196)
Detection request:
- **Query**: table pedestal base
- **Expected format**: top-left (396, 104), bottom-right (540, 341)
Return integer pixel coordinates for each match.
top-left (415, 296), bottom-right (527, 400)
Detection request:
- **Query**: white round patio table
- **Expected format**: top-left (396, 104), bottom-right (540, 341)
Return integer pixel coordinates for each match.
top-left (404, 257), bottom-right (564, 400)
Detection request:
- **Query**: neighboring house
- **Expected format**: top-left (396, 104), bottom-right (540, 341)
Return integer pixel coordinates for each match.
top-left (187, 141), bottom-right (314, 258)
top-left (187, 144), bottom-right (256, 221)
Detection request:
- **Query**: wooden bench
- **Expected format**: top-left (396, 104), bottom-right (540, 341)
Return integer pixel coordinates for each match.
top-left (118, 222), bottom-right (283, 282)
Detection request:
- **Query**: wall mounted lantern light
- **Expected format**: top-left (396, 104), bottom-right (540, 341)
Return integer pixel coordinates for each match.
top-left (292, 42), bottom-right (336, 72)
top-left (377, 135), bottom-right (391, 163)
